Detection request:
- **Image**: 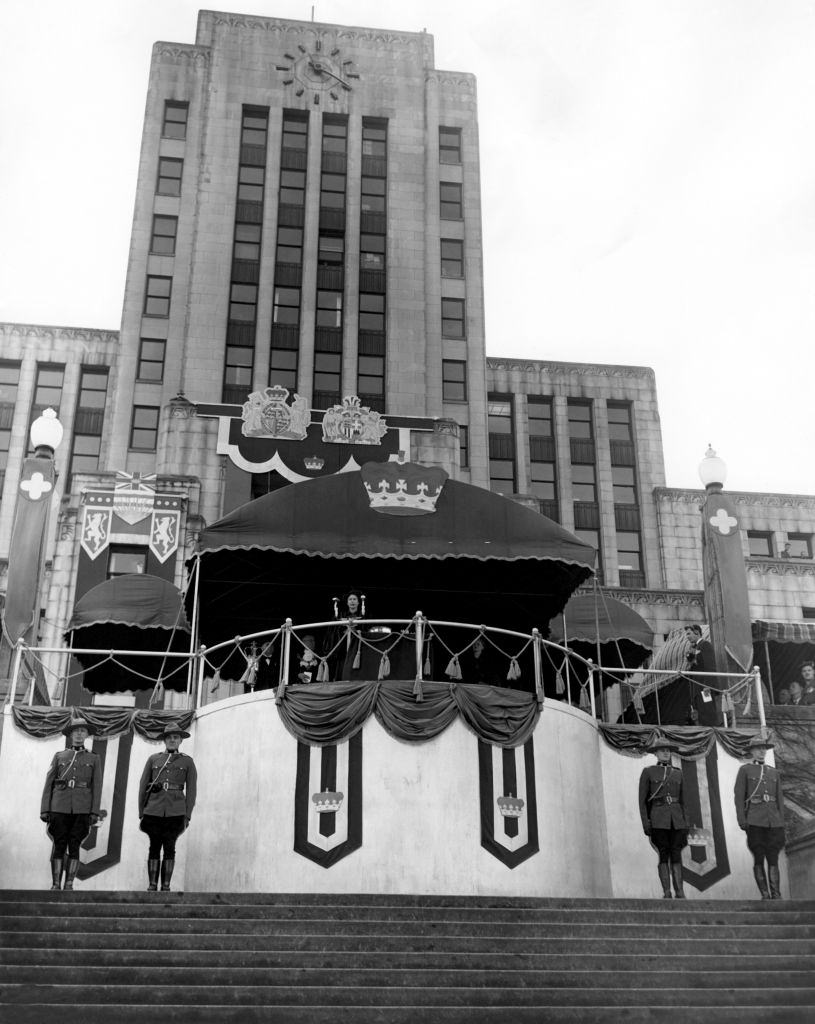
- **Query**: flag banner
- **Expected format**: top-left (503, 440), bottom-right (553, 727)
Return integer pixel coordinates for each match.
top-left (80, 504), bottom-right (112, 560)
top-left (679, 746), bottom-right (730, 891)
top-left (701, 491), bottom-right (753, 672)
top-left (478, 739), bottom-right (539, 868)
top-left (3, 457), bottom-right (56, 642)
top-left (149, 508), bottom-right (181, 563)
top-left (294, 732), bottom-right (362, 867)
top-left (76, 730), bottom-right (134, 880)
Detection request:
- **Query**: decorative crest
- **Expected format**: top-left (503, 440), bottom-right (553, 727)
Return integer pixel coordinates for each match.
top-left (497, 794), bottom-right (525, 819)
top-left (242, 386), bottom-right (311, 440)
top-left (361, 460), bottom-right (447, 517)
top-left (322, 395), bottom-right (387, 445)
top-left (311, 790), bottom-right (344, 813)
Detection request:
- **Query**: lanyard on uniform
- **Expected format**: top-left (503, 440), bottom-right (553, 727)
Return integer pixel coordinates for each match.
top-left (57, 750), bottom-right (78, 782)
top-left (745, 764), bottom-right (765, 806)
top-left (647, 765), bottom-right (670, 803)
top-left (150, 753), bottom-right (173, 788)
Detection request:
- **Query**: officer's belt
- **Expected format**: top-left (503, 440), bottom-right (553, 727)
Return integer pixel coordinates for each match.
top-left (54, 780), bottom-right (89, 789)
top-left (749, 795), bottom-right (776, 803)
top-left (152, 782), bottom-right (184, 791)
top-left (650, 796), bottom-right (677, 805)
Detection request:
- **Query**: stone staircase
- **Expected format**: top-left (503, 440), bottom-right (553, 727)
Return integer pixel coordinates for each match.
top-left (1, 891), bottom-right (814, 1022)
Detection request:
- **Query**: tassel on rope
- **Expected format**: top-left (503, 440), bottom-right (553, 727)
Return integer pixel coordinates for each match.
top-left (424, 647), bottom-right (431, 676)
top-left (721, 691), bottom-right (735, 714)
top-left (317, 660), bottom-right (329, 683)
top-left (378, 652), bottom-right (390, 679)
top-left (149, 679), bottom-right (165, 708)
top-left (209, 668), bottom-right (222, 694)
top-left (742, 687), bottom-right (752, 716)
top-left (579, 685), bottom-right (590, 712)
top-left (633, 688), bottom-right (645, 715)
top-left (413, 676), bottom-right (424, 702)
top-left (445, 655), bottom-right (462, 680)
top-left (507, 657), bottom-right (521, 682)
top-left (352, 637), bottom-right (361, 670)
top-left (555, 670), bottom-right (565, 696)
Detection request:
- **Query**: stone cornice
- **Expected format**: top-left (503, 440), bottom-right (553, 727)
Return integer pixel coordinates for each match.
top-left (428, 71), bottom-right (476, 93)
top-left (747, 559), bottom-right (815, 578)
top-left (0, 322), bottom-right (119, 346)
top-left (208, 14), bottom-right (430, 54)
top-left (486, 357), bottom-right (655, 381)
top-left (153, 43), bottom-right (211, 65)
top-left (574, 585), bottom-right (705, 609)
top-left (656, 487), bottom-right (815, 507)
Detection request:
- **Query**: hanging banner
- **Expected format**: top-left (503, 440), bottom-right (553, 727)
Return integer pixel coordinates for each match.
top-left (2, 457), bottom-right (56, 643)
top-left (149, 509), bottom-right (181, 564)
top-left (680, 747), bottom-right (730, 891)
top-left (293, 733), bottom-right (362, 867)
top-left (701, 490), bottom-right (753, 672)
top-left (478, 739), bottom-right (539, 868)
top-left (113, 471), bottom-right (156, 525)
top-left (80, 505), bottom-right (113, 560)
top-left (76, 731), bottom-right (135, 880)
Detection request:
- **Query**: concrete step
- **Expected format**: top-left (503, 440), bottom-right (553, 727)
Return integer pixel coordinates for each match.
top-left (3, 982), bottom-right (815, 1008)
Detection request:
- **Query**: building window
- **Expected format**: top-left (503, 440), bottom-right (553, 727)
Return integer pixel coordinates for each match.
top-left (747, 531), bottom-right (773, 558)
top-left (282, 114), bottom-right (308, 150)
top-left (488, 398), bottom-right (513, 435)
top-left (150, 215), bottom-right (178, 256)
top-left (359, 293), bottom-right (385, 332)
top-left (162, 101), bottom-right (189, 140)
top-left (229, 282), bottom-right (258, 323)
top-left (321, 172), bottom-right (346, 210)
top-left (137, 340), bottom-right (166, 382)
top-left (235, 222), bottom-right (263, 262)
top-left (279, 168), bottom-right (306, 206)
top-left (361, 121), bottom-right (387, 158)
top-left (567, 401), bottom-right (593, 439)
top-left (607, 401), bottom-right (633, 442)
top-left (144, 276), bottom-right (172, 317)
top-left (0, 361), bottom-right (20, 493)
top-left (156, 157), bottom-right (183, 196)
top-left (572, 464), bottom-right (597, 502)
top-left (440, 182), bottom-right (463, 220)
top-left (441, 239), bottom-right (464, 278)
top-left (439, 127), bottom-right (462, 164)
top-left (575, 530), bottom-right (602, 579)
top-left (617, 531), bottom-right (642, 572)
top-left (318, 235), bottom-right (344, 266)
top-left (528, 397), bottom-right (554, 438)
top-left (786, 534), bottom-right (813, 559)
top-left (360, 176), bottom-right (385, 213)
top-left (442, 360), bottom-right (467, 402)
top-left (442, 298), bottom-right (465, 339)
top-left (224, 347), bottom-right (253, 395)
top-left (459, 425), bottom-right (469, 468)
top-left (360, 233), bottom-right (385, 271)
top-left (269, 347), bottom-right (298, 391)
top-left (237, 164), bottom-right (265, 203)
top-left (488, 396), bottom-right (515, 494)
top-left (273, 287), bottom-right (301, 326)
top-left (107, 546), bottom-right (147, 580)
top-left (530, 462), bottom-right (556, 500)
top-left (129, 406), bottom-right (160, 452)
top-left (322, 117), bottom-right (347, 154)
top-left (313, 352), bottom-right (342, 406)
top-left (358, 354), bottom-right (385, 408)
top-left (802, 607), bottom-right (815, 620)
top-left (316, 290), bottom-right (342, 329)
top-left (612, 465), bottom-right (637, 504)
top-left (29, 365), bottom-right (64, 431)
top-left (275, 226), bottom-right (302, 264)
top-left (69, 368), bottom-right (108, 477)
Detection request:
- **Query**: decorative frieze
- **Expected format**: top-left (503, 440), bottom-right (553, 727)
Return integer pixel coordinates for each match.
top-left (487, 358), bottom-right (655, 381)
top-left (153, 44), bottom-right (210, 65)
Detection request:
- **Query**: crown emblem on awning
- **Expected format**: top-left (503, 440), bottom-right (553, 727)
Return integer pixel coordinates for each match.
top-left (361, 460), bottom-right (447, 516)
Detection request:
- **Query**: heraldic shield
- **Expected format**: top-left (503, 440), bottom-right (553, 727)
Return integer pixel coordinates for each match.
top-left (478, 739), bottom-right (539, 868)
top-left (294, 733), bottom-right (362, 867)
top-left (680, 747), bottom-right (730, 891)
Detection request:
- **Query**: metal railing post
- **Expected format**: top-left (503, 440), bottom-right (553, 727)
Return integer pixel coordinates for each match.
top-left (754, 665), bottom-right (767, 736)
top-left (532, 628), bottom-right (543, 708)
top-left (195, 645), bottom-right (206, 710)
top-left (276, 619), bottom-right (292, 704)
top-left (6, 640), bottom-right (24, 707)
top-left (414, 611), bottom-right (424, 683)
top-left (588, 663), bottom-right (597, 719)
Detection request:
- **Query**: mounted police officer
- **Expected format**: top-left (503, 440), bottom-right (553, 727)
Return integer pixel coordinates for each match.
top-left (40, 715), bottom-right (102, 891)
top-left (734, 734), bottom-right (786, 899)
top-left (138, 722), bottom-right (197, 892)
top-left (638, 737), bottom-right (689, 899)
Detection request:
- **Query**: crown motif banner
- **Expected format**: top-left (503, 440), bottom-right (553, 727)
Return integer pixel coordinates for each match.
top-left (361, 460), bottom-right (448, 516)
top-left (242, 386), bottom-right (311, 441)
top-left (293, 733), bottom-right (362, 867)
top-left (478, 739), bottom-right (539, 868)
top-left (322, 395), bottom-right (387, 445)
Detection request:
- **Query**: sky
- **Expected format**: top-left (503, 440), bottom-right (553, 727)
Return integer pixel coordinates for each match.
top-left (1, 0), bottom-right (813, 495)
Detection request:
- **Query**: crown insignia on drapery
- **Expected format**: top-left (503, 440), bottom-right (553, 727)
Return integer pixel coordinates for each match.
top-left (361, 461), bottom-right (448, 516)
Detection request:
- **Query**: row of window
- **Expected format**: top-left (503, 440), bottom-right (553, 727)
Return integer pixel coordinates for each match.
top-left (748, 531), bottom-right (813, 559)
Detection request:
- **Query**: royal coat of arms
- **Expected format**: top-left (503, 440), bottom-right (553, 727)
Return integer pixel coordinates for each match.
top-left (242, 387), bottom-right (311, 441)
top-left (322, 395), bottom-right (387, 445)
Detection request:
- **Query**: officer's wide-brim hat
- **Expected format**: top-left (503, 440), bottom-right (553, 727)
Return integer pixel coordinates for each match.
top-left (162, 722), bottom-right (190, 739)
top-left (648, 736), bottom-right (680, 752)
top-left (747, 734), bottom-right (775, 750)
top-left (62, 716), bottom-right (95, 736)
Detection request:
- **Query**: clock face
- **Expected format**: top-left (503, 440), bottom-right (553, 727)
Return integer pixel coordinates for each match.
top-left (276, 41), bottom-right (358, 103)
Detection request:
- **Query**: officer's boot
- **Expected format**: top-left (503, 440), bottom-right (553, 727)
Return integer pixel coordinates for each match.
top-left (63, 857), bottom-right (80, 890)
top-left (147, 859), bottom-right (160, 891)
top-left (160, 858), bottom-right (175, 891)
top-left (49, 858), bottom-right (63, 890)
top-left (657, 862), bottom-right (672, 898)
top-left (768, 865), bottom-right (783, 900)
top-left (752, 864), bottom-right (770, 899)
top-left (671, 862), bottom-right (686, 899)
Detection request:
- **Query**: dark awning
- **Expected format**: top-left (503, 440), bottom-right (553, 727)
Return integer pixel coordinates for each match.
top-left (67, 574), bottom-right (190, 693)
top-left (192, 471), bottom-right (595, 647)
top-left (752, 620), bottom-right (815, 644)
top-left (548, 592), bottom-right (654, 651)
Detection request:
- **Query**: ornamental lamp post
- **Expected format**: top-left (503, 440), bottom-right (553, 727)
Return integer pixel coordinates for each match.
top-left (0, 409), bottom-right (64, 693)
top-left (697, 446), bottom-right (754, 725)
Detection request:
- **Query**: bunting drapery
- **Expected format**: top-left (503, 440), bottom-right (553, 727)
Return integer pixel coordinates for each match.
top-left (11, 706), bottom-right (195, 741)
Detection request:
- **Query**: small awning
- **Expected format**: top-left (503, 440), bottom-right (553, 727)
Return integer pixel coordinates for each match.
top-left (67, 574), bottom-right (190, 693)
top-left (548, 592), bottom-right (654, 651)
top-left (752, 620), bottom-right (815, 644)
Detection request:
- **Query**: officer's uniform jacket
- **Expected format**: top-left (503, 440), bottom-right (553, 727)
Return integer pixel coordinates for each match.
top-left (41, 746), bottom-right (102, 816)
top-left (138, 751), bottom-right (197, 819)
top-left (639, 763), bottom-right (688, 830)
top-left (734, 762), bottom-right (785, 828)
